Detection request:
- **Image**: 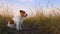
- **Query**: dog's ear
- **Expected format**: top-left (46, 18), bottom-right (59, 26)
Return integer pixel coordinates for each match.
top-left (9, 19), bottom-right (14, 24)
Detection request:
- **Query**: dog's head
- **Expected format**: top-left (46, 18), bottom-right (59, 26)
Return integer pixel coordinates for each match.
top-left (20, 10), bottom-right (28, 17)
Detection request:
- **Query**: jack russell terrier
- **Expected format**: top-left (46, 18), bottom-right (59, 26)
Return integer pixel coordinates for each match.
top-left (7, 10), bottom-right (28, 31)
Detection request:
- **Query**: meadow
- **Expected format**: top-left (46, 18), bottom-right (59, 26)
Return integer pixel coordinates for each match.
top-left (0, 9), bottom-right (60, 34)
top-left (23, 9), bottom-right (60, 34)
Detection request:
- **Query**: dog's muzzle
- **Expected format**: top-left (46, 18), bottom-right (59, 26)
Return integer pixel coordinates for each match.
top-left (24, 13), bottom-right (28, 17)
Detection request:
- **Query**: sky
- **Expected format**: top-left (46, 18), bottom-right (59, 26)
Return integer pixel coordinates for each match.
top-left (0, 0), bottom-right (60, 16)
top-left (1, 0), bottom-right (60, 9)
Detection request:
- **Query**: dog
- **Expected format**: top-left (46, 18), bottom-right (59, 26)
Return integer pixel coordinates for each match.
top-left (7, 10), bottom-right (28, 31)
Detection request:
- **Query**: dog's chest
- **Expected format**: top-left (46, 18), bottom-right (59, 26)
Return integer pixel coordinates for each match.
top-left (13, 15), bottom-right (23, 23)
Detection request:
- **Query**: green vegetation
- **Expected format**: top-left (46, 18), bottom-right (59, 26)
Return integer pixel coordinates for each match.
top-left (0, 9), bottom-right (60, 34)
top-left (23, 11), bottom-right (60, 34)
top-left (0, 15), bottom-right (13, 34)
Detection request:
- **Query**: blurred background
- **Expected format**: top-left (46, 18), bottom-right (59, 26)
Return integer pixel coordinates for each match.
top-left (0, 0), bottom-right (60, 34)
top-left (0, 0), bottom-right (60, 17)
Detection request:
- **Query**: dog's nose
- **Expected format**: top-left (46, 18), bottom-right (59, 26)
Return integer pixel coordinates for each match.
top-left (26, 14), bottom-right (28, 16)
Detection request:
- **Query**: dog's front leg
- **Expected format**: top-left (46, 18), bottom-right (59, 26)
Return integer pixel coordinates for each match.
top-left (19, 23), bottom-right (22, 30)
top-left (15, 22), bottom-right (20, 31)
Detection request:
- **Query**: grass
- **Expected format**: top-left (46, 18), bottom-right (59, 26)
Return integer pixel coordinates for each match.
top-left (0, 9), bottom-right (60, 34)
top-left (23, 11), bottom-right (60, 34)
top-left (0, 15), bottom-right (13, 34)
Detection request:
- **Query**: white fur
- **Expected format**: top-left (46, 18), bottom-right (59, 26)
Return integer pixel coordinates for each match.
top-left (7, 14), bottom-right (23, 31)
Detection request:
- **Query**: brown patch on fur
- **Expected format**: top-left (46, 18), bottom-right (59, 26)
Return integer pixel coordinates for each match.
top-left (9, 19), bottom-right (14, 24)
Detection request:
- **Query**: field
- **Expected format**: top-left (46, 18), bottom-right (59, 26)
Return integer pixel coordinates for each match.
top-left (0, 9), bottom-right (60, 34)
